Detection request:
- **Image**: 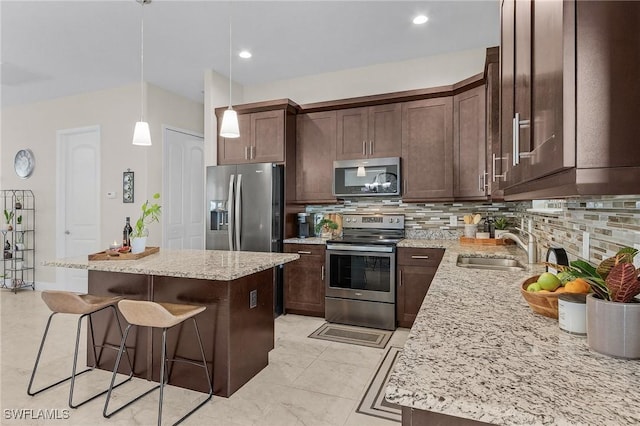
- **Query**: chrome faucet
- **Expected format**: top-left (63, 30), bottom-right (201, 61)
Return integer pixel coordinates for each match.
top-left (500, 228), bottom-right (537, 264)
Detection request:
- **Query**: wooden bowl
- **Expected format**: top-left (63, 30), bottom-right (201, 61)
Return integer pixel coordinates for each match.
top-left (520, 275), bottom-right (559, 319)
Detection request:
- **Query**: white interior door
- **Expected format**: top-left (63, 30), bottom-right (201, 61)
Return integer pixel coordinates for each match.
top-left (56, 126), bottom-right (101, 293)
top-left (163, 127), bottom-right (205, 249)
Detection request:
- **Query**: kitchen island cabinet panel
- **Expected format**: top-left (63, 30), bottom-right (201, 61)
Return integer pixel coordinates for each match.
top-left (401, 97), bottom-right (453, 201)
top-left (295, 111), bottom-right (337, 203)
top-left (87, 267), bottom-right (276, 397)
top-left (396, 248), bottom-right (444, 328)
top-left (284, 244), bottom-right (325, 316)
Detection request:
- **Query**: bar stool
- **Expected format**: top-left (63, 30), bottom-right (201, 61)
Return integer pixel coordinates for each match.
top-left (27, 290), bottom-right (133, 408)
top-left (103, 300), bottom-right (213, 426)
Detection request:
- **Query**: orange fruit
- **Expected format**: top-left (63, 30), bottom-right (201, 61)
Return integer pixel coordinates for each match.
top-left (554, 287), bottom-right (567, 293)
top-left (565, 279), bottom-right (590, 294)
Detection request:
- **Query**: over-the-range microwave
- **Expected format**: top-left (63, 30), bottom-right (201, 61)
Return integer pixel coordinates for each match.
top-left (333, 157), bottom-right (401, 197)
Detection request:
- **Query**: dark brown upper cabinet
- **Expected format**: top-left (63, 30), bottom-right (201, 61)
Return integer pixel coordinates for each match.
top-left (500, 0), bottom-right (640, 199)
top-left (336, 103), bottom-right (401, 160)
top-left (218, 110), bottom-right (285, 165)
top-left (401, 97), bottom-right (454, 201)
top-left (295, 111), bottom-right (337, 203)
top-left (453, 84), bottom-right (487, 199)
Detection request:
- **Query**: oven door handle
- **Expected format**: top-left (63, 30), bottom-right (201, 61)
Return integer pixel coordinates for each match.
top-left (326, 244), bottom-right (394, 253)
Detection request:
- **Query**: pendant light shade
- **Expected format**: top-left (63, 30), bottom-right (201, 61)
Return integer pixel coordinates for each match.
top-left (220, 108), bottom-right (240, 138)
top-left (132, 121), bottom-right (152, 146)
top-left (356, 166), bottom-right (366, 177)
top-left (219, 3), bottom-right (240, 139)
top-left (133, 0), bottom-right (151, 146)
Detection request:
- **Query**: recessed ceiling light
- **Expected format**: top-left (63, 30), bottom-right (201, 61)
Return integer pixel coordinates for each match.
top-left (239, 50), bottom-right (252, 59)
top-left (413, 15), bottom-right (428, 25)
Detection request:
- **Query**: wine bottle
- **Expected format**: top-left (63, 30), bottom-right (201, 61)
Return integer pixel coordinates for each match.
top-left (123, 217), bottom-right (133, 247)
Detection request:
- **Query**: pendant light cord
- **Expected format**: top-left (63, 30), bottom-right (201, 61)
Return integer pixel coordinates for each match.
top-left (228, 2), bottom-right (233, 108)
top-left (140, 0), bottom-right (145, 121)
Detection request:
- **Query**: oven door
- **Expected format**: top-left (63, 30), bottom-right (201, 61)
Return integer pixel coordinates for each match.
top-left (325, 245), bottom-right (395, 303)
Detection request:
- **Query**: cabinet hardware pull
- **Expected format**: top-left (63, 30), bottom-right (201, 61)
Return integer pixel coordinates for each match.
top-left (512, 114), bottom-right (519, 166)
top-left (411, 255), bottom-right (430, 259)
top-left (362, 141), bottom-right (366, 156)
top-left (251, 145), bottom-right (255, 160)
top-left (369, 141), bottom-right (373, 156)
top-left (399, 270), bottom-right (402, 286)
top-left (492, 153), bottom-right (506, 182)
top-left (478, 174), bottom-right (483, 192)
top-left (482, 171), bottom-right (488, 191)
top-left (245, 146), bottom-right (249, 160)
top-left (403, 179), bottom-right (407, 194)
top-left (297, 251), bottom-right (312, 254)
top-left (321, 265), bottom-right (325, 281)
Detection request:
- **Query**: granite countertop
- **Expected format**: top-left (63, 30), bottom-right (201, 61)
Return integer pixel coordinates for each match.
top-left (386, 240), bottom-right (640, 425)
top-left (44, 249), bottom-right (299, 281)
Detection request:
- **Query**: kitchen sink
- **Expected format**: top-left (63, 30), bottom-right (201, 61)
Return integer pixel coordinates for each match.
top-left (456, 255), bottom-right (526, 272)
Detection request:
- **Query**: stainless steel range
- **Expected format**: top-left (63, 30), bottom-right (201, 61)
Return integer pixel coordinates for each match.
top-left (325, 214), bottom-right (405, 330)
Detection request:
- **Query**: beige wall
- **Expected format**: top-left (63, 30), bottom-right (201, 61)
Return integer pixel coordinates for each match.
top-left (242, 47), bottom-right (487, 105)
top-left (0, 83), bottom-right (203, 288)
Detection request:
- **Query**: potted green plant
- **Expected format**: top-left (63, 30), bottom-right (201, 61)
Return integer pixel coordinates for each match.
top-left (3, 210), bottom-right (14, 231)
top-left (129, 193), bottom-right (161, 254)
top-left (15, 215), bottom-right (23, 232)
top-left (315, 218), bottom-right (338, 238)
top-left (494, 217), bottom-right (509, 239)
top-left (556, 247), bottom-right (640, 358)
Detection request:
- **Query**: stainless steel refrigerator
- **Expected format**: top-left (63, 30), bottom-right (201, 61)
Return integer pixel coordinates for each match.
top-left (206, 163), bottom-right (284, 312)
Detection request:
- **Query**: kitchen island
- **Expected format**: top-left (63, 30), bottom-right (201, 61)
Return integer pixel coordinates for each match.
top-left (386, 240), bottom-right (640, 425)
top-left (45, 249), bottom-right (299, 397)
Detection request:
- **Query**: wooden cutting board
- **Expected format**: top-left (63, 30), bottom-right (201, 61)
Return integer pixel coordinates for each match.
top-left (88, 246), bottom-right (159, 260)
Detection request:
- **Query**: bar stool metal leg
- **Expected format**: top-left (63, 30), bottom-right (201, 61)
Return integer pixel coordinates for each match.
top-left (103, 315), bottom-right (213, 425)
top-left (28, 304), bottom-right (134, 409)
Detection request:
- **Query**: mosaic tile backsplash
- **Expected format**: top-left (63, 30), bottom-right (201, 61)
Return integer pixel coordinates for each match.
top-left (307, 195), bottom-right (640, 265)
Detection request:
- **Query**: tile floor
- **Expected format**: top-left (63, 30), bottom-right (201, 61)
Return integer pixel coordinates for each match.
top-left (1, 290), bottom-right (408, 425)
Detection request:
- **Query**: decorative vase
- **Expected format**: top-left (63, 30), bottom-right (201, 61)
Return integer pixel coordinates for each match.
top-left (463, 224), bottom-right (478, 238)
top-left (586, 293), bottom-right (640, 359)
top-left (130, 237), bottom-right (147, 254)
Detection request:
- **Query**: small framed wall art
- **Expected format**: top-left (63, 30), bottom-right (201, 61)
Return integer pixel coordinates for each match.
top-left (123, 170), bottom-right (134, 203)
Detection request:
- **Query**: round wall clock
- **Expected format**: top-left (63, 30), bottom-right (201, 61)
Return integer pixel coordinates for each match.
top-left (14, 149), bottom-right (35, 179)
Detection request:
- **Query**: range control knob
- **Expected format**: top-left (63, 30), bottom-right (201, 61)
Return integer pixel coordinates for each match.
top-left (395, 218), bottom-right (400, 223)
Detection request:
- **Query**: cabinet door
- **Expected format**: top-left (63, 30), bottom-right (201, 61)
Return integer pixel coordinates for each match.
top-left (500, 0), bottom-right (515, 188)
top-left (336, 107), bottom-right (368, 160)
top-left (284, 245), bottom-right (326, 316)
top-left (251, 110), bottom-right (285, 163)
top-left (218, 114), bottom-right (251, 165)
top-left (296, 112), bottom-right (337, 203)
top-left (486, 59), bottom-right (502, 198)
top-left (401, 97), bottom-right (454, 200)
top-left (368, 103), bottom-right (402, 158)
top-left (396, 264), bottom-right (439, 328)
top-left (526, 0), bottom-right (573, 177)
top-left (454, 85), bottom-right (487, 199)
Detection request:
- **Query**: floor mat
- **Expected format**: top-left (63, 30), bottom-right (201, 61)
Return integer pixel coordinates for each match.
top-left (356, 346), bottom-right (402, 422)
top-left (308, 323), bottom-right (392, 349)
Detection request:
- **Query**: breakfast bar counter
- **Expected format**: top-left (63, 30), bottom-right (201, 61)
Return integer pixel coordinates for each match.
top-left (45, 249), bottom-right (299, 397)
top-left (386, 240), bottom-right (640, 425)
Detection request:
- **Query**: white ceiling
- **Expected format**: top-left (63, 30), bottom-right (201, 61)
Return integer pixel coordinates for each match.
top-left (1, 1), bottom-right (499, 108)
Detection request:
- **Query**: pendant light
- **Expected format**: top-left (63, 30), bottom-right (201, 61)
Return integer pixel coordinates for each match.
top-left (219, 3), bottom-right (240, 138)
top-left (133, 0), bottom-right (152, 146)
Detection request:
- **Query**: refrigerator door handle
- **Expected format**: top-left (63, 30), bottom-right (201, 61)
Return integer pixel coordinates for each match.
top-left (235, 174), bottom-right (242, 251)
top-left (227, 174), bottom-right (236, 251)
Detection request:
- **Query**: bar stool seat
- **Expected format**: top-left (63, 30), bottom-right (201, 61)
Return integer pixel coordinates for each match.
top-left (104, 299), bottom-right (212, 426)
top-left (28, 290), bottom-right (133, 408)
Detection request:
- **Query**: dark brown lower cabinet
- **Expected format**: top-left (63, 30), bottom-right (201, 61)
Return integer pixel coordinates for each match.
top-left (402, 407), bottom-right (493, 426)
top-left (284, 244), bottom-right (326, 317)
top-left (396, 247), bottom-right (444, 328)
